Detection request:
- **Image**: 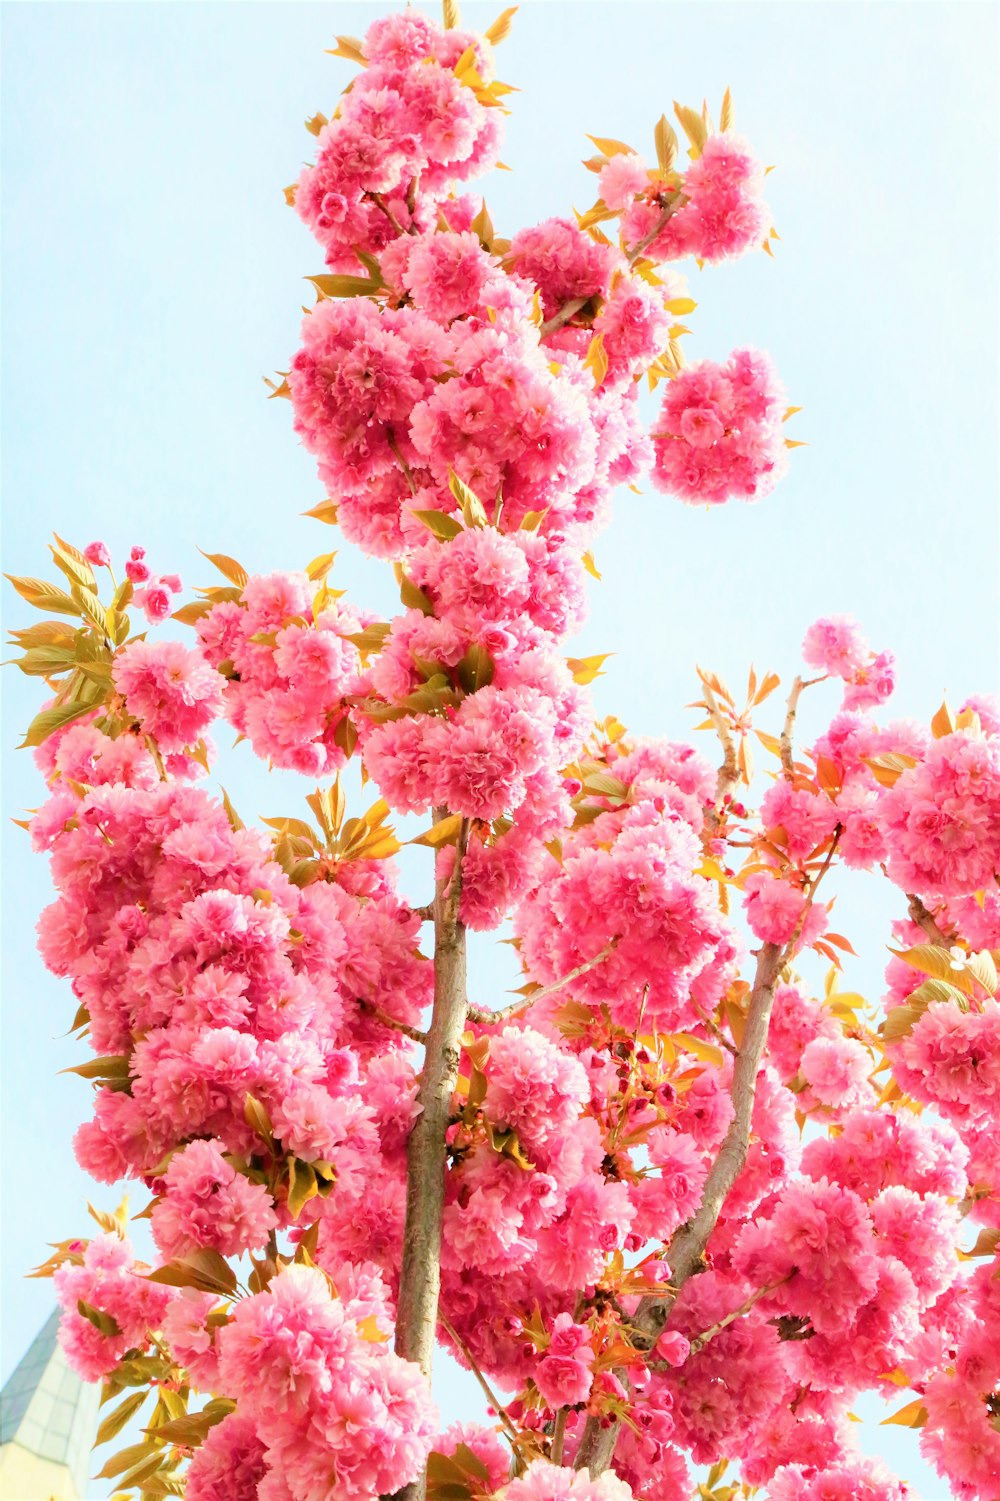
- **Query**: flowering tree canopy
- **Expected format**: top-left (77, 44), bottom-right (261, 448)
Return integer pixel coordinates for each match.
top-left (6, 6), bottom-right (1000, 1501)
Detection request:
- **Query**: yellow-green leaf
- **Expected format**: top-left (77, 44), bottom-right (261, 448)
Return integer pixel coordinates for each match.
top-left (410, 814), bottom-right (464, 849)
top-left (586, 134), bottom-right (637, 159)
top-left (5, 575), bottom-right (81, 616)
top-left (654, 115), bottom-right (678, 173)
top-left (881, 1399), bottom-right (927, 1428)
top-left (567, 653), bottom-right (611, 686)
top-left (96, 1390), bottom-right (148, 1447)
top-left (411, 509), bottom-right (464, 541)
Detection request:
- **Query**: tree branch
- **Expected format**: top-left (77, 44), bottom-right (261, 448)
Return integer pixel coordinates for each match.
top-left (626, 195), bottom-right (685, 265)
top-left (538, 295), bottom-right (590, 340)
top-left (683, 1275), bottom-right (789, 1357)
top-left (699, 680), bottom-right (738, 836)
top-left (466, 941), bottom-right (618, 1026)
top-left (907, 892), bottom-right (951, 946)
top-left (362, 1003), bottom-right (428, 1045)
top-left (438, 1311), bottom-right (521, 1446)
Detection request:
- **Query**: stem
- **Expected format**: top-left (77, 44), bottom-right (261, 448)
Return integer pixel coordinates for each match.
top-left (626, 195), bottom-right (685, 265)
top-left (387, 429), bottom-right (417, 497)
top-left (684, 1276), bottom-right (789, 1357)
top-left (392, 812), bottom-right (470, 1501)
top-left (699, 680), bottom-right (738, 837)
top-left (438, 1312), bottom-right (521, 1446)
top-left (466, 941), bottom-right (618, 1026)
top-left (576, 824), bottom-right (843, 1474)
top-left (362, 1004), bottom-right (428, 1045)
top-left (574, 939), bottom-right (784, 1474)
top-left (780, 675), bottom-right (806, 778)
top-left (538, 295), bottom-right (590, 339)
top-left (367, 190), bottom-right (413, 237)
top-left (550, 1407), bottom-right (569, 1464)
top-left (907, 892), bottom-right (951, 946)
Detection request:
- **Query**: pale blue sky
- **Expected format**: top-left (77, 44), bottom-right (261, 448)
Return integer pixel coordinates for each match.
top-left (2, 2), bottom-right (998, 1496)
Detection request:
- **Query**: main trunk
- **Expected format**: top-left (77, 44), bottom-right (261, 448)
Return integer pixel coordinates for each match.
top-left (393, 818), bottom-right (468, 1500)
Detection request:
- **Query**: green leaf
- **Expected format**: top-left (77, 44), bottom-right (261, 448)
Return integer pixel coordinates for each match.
top-left (447, 469), bottom-right (488, 528)
top-left (50, 536), bottom-right (97, 593)
top-left (654, 115), bottom-right (678, 173)
top-left (146, 1399), bottom-right (235, 1448)
top-left (96, 1390), bottom-right (148, 1447)
top-left (95, 1441), bottom-right (160, 1481)
top-left (62, 1054), bottom-right (131, 1084)
top-left (456, 644), bottom-right (494, 694)
top-left (346, 623), bottom-right (391, 655)
top-left (306, 272), bottom-right (381, 299)
top-left (5, 575), bottom-right (81, 616)
top-left (12, 645), bottom-right (77, 676)
top-left (145, 1250), bottom-right (237, 1298)
top-left (411, 509), bottom-right (464, 541)
top-left (567, 653), bottom-right (611, 686)
top-left (409, 814), bottom-right (464, 849)
top-left (199, 551), bottom-right (248, 589)
top-left (286, 1157), bottom-right (319, 1219)
top-left (77, 1298), bottom-right (121, 1338)
top-left (20, 696), bottom-right (99, 750)
top-left (398, 571), bottom-right (435, 617)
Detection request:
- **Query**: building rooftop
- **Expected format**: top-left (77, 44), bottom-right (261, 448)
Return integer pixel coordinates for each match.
top-left (1, 1307), bottom-right (100, 1496)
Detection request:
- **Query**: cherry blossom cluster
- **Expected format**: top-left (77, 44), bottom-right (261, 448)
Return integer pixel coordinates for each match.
top-left (201, 1265), bottom-right (438, 1501)
top-left (650, 349), bottom-right (789, 507)
top-left (294, 12), bottom-right (505, 274)
top-left (11, 6), bottom-right (1000, 1501)
top-left (196, 570), bottom-right (367, 776)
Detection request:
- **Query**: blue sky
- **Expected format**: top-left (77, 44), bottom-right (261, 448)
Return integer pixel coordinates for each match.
top-left (2, 2), bottom-right (997, 1495)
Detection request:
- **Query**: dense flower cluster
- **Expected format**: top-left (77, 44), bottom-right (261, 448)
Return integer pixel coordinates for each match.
top-left (213, 1265), bottom-right (437, 1501)
top-left (197, 570), bottom-right (366, 775)
top-left (53, 1233), bottom-right (172, 1381)
top-left (13, 8), bottom-right (1000, 1501)
top-left (651, 348), bottom-right (788, 506)
top-left (295, 13), bottom-right (504, 273)
top-left (617, 134), bottom-right (770, 265)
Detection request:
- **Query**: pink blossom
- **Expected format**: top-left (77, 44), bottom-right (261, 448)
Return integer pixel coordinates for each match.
top-left (113, 638), bottom-right (223, 753)
top-left (651, 349), bottom-right (787, 506)
top-left (599, 152), bottom-right (649, 210)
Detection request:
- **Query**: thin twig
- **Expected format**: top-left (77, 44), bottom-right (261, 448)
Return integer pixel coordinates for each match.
top-left (575, 826), bottom-right (844, 1476)
top-left (538, 295), bottom-right (590, 339)
top-left (367, 190), bottom-right (413, 237)
top-left (691, 999), bottom-right (738, 1057)
top-left (779, 674), bottom-right (823, 780)
top-left (626, 196), bottom-right (686, 265)
top-left (685, 1276), bottom-right (790, 1356)
top-left (699, 680), bottom-right (738, 835)
top-left (438, 1312), bottom-right (521, 1445)
top-left (780, 675), bottom-right (805, 779)
top-left (466, 941), bottom-right (618, 1026)
top-left (387, 429), bottom-right (417, 496)
top-left (362, 1004), bottom-right (428, 1045)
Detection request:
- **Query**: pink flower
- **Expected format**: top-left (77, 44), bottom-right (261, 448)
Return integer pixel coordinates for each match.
top-left (84, 540), bottom-right (111, 567)
top-left (652, 349), bottom-right (788, 506)
top-left (801, 616), bottom-right (868, 679)
top-left (534, 1314), bottom-right (594, 1407)
top-left (878, 730), bottom-right (1000, 900)
top-left (151, 1138), bottom-right (278, 1259)
top-left (113, 638), bottom-right (223, 753)
top-left (599, 152), bottom-right (649, 211)
top-left (654, 1329), bottom-right (691, 1367)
